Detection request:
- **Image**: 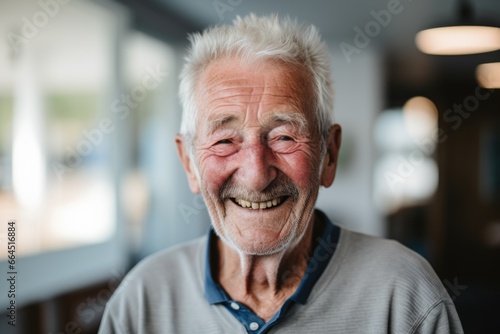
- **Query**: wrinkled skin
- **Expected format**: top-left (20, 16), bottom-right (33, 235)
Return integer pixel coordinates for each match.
top-left (176, 57), bottom-right (341, 320)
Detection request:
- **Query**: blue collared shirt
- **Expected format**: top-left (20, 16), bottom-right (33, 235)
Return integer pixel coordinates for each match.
top-left (204, 209), bottom-right (341, 333)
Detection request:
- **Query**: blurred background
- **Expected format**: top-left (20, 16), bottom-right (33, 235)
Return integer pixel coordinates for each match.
top-left (0, 0), bottom-right (499, 332)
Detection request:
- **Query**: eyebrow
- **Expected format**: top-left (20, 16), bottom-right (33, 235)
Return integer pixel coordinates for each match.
top-left (205, 112), bottom-right (309, 136)
top-left (206, 114), bottom-right (240, 136)
top-left (269, 112), bottom-right (308, 134)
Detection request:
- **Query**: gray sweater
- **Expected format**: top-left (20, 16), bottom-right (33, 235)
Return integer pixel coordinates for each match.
top-left (99, 227), bottom-right (463, 333)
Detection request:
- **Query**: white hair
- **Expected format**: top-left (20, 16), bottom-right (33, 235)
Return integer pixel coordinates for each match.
top-left (178, 13), bottom-right (334, 150)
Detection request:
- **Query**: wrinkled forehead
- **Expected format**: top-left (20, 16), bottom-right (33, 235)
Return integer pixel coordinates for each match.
top-left (194, 57), bottom-right (316, 126)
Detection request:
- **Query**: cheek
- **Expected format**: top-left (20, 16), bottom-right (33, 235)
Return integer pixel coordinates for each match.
top-left (278, 150), bottom-right (322, 188)
top-left (197, 153), bottom-right (232, 193)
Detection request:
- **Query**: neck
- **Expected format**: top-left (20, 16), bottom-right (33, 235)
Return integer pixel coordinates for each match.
top-left (215, 213), bottom-right (320, 321)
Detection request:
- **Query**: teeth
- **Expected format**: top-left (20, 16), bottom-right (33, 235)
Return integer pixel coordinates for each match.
top-left (234, 197), bottom-right (284, 209)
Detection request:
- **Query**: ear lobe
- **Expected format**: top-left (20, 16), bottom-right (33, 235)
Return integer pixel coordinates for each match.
top-left (175, 134), bottom-right (200, 194)
top-left (320, 124), bottom-right (342, 187)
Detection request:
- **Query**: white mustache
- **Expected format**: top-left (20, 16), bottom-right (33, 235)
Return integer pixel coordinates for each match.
top-left (219, 176), bottom-right (299, 203)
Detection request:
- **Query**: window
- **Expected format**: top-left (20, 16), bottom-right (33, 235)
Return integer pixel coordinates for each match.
top-left (0, 0), bottom-right (120, 257)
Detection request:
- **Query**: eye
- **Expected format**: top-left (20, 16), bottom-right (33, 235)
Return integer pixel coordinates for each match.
top-left (268, 132), bottom-right (300, 154)
top-left (211, 137), bottom-right (238, 156)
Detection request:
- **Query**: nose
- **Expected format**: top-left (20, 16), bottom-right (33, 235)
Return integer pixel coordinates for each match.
top-left (235, 139), bottom-right (277, 192)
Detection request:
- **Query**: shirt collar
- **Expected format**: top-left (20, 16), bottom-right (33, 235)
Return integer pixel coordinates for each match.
top-left (204, 209), bottom-right (341, 305)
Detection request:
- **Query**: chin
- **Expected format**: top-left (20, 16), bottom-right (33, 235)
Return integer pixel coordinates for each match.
top-left (218, 225), bottom-right (299, 256)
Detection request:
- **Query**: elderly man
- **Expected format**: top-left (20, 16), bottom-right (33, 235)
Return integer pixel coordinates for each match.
top-left (99, 14), bottom-right (463, 333)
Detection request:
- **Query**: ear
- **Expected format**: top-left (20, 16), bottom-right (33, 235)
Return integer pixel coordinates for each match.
top-left (320, 124), bottom-right (342, 187)
top-left (175, 134), bottom-right (200, 194)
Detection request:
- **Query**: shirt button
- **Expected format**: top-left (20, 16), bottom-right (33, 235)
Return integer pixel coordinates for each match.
top-left (230, 302), bottom-right (240, 310)
top-left (249, 322), bottom-right (259, 331)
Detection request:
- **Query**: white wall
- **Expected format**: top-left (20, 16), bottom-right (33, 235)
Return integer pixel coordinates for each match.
top-left (316, 47), bottom-right (385, 237)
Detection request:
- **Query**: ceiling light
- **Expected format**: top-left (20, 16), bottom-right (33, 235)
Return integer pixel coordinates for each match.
top-left (476, 62), bottom-right (500, 88)
top-left (415, 0), bottom-right (500, 55)
top-left (403, 96), bottom-right (438, 142)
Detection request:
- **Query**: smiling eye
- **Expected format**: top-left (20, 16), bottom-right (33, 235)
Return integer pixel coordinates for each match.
top-left (211, 138), bottom-right (238, 156)
top-left (278, 136), bottom-right (294, 141)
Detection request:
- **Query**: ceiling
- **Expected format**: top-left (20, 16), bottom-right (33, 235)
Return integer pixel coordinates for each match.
top-left (152, 0), bottom-right (500, 52)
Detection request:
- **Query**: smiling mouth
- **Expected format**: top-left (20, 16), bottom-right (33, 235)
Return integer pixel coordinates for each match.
top-left (230, 196), bottom-right (289, 210)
